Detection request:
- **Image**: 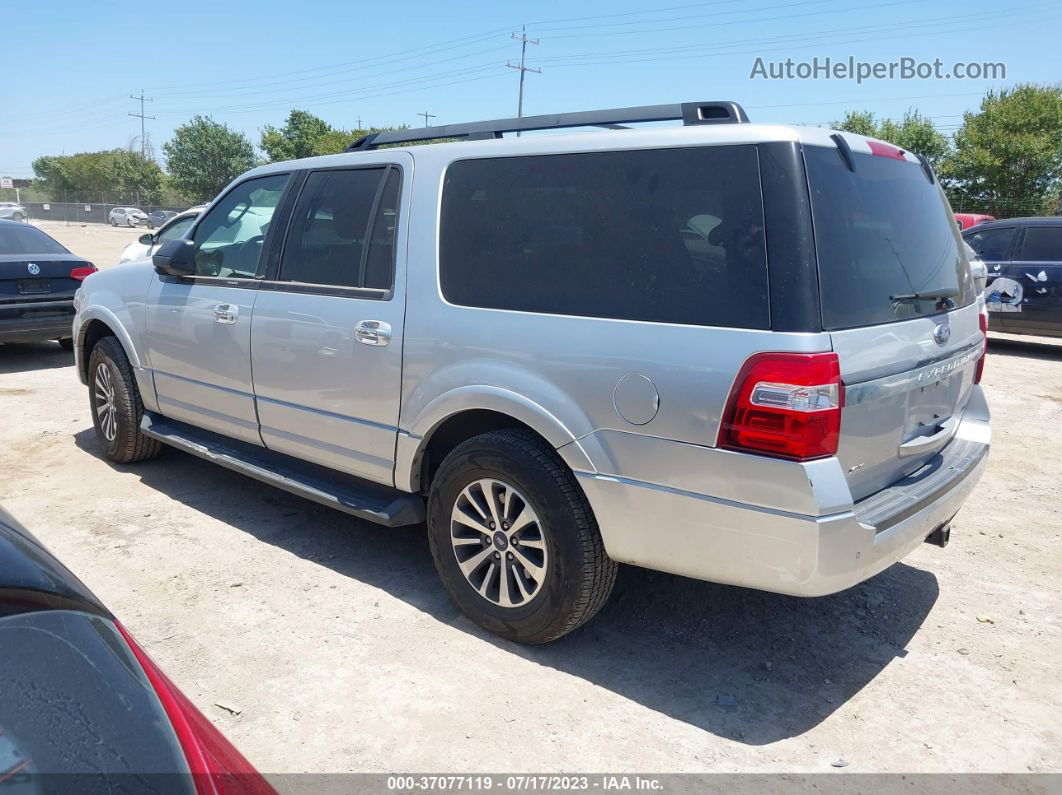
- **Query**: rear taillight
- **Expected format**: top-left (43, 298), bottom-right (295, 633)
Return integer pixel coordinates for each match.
top-left (721, 352), bottom-right (843, 461)
top-left (114, 622), bottom-right (275, 795)
top-left (975, 308), bottom-right (988, 384)
top-left (70, 265), bottom-right (97, 281)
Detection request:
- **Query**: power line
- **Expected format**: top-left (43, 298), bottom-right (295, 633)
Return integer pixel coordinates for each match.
top-left (507, 25), bottom-right (540, 128)
top-left (128, 90), bottom-right (155, 158)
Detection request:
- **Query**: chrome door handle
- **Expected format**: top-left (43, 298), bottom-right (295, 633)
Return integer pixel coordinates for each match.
top-left (213, 303), bottom-right (238, 325)
top-left (354, 320), bottom-right (391, 347)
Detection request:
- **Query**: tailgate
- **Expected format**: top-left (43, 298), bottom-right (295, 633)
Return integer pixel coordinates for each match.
top-left (803, 137), bottom-right (982, 500)
top-left (831, 304), bottom-right (983, 500)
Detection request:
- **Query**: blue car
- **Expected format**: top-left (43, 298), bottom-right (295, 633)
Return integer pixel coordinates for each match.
top-left (964, 217), bottom-right (1062, 338)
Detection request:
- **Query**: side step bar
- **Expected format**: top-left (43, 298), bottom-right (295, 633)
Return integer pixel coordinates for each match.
top-left (140, 413), bottom-right (425, 527)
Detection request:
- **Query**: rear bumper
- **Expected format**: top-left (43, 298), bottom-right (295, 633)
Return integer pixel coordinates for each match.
top-left (0, 308), bottom-right (74, 343)
top-left (576, 387), bottom-right (990, 597)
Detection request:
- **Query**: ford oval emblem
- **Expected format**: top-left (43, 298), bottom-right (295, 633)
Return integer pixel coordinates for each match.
top-left (933, 322), bottom-right (951, 345)
top-left (27, 263), bottom-right (40, 275)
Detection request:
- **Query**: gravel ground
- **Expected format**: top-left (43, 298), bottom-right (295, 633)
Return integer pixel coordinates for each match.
top-left (0, 222), bottom-right (1059, 775)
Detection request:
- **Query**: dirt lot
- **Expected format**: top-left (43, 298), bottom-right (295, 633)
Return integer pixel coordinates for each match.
top-left (1, 222), bottom-right (1060, 775)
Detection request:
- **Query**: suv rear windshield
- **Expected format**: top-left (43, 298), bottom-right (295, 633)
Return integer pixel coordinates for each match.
top-left (440, 146), bottom-right (769, 328)
top-left (806, 144), bottom-right (974, 330)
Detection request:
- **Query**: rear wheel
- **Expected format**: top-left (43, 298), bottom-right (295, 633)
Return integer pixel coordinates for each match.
top-left (87, 336), bottom-right (161, 463)
top-left (427, 428), bottom-right (616, 644)
top-left (12, 212), bottom-right (24, 222)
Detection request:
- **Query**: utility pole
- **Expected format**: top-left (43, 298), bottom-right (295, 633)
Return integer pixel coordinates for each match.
top-left (507, 25), bottom-right (540, 133)
top-left (129, 90), bottom-right (155, 158)
top-left (417, 111), bottom-right (436, 127)
top-left (356, 115), bottom-right (364, 130)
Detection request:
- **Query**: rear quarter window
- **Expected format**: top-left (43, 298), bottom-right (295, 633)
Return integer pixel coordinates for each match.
top-left (1019, 226), bottom-right (1062, 261)
top-left (439, 146), bottom-right (770, 328)
top-left (806, 144), bottom-right (975, 330)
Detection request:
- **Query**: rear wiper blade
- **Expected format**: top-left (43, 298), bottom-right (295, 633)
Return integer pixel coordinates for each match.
top-left (891, 289), bottom-right (959, 302)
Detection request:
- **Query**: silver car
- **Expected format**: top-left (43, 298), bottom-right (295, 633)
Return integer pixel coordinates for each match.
top-left (72, 101), bottom-right (990, 643)
top-left (108, 207), bottom-right (147, 227)
top-left (0, 202), bottom-right (27, 222)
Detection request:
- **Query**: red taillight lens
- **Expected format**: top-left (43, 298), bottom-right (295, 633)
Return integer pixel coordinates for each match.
top-left (975, 308), bottom-right (988, 384)
top-left (114, 622), bottom-right (276, 795)
top-left (70, 265), bottom-right (97, 281)
top-left (721, 352), bottom-right (843, 461)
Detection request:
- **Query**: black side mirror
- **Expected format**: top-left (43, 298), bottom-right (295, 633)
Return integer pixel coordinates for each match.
top-left (138, 233), bottom-right (154, 246)
top-left (153, 238), bottom-right (196, 277)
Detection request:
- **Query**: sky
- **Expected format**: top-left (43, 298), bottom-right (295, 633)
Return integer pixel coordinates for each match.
top-left (1, 0), bottom-right (1060, 179)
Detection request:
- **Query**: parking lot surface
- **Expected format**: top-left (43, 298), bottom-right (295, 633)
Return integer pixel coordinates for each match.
top-left (1, 222), bottom-right (1060, 773)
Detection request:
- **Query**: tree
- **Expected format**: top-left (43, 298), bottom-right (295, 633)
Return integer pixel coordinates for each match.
top-left (260, 110), bottom-right (334, 162)
top-left (944, 84), bottom-right (1062, 217)
top-left (112, 149), bottom-right (163, 204)
top-left (163, 116), bottom-right (257, 203)
top-left (834, 109), bottom-right (951, 169)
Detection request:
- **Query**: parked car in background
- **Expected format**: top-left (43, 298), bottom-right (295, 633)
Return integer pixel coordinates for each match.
top-left (954, 212), bottom-right (996, 230)
top-left (0, 219), bottom-right (95, 349)
top-left (147, 209), bottom-right (179, 229)
top-left (119, 206), bottom-right (205, 264)
top-left (965, 217), bottom-right (1062, 338)
top-left (108, 207), bottom-right (147, 227)
top-left (0, 505), bottom-right (275, 792)
top-left (73, 101), bottom-right (990, 644)
top-left (0, 202), bottom-right (27, 221)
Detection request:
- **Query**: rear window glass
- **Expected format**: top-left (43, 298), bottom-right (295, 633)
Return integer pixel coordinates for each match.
top-left (0, 224), bottom-right (69, 255)
top-left (1019, 226), bottom-right (1062, 261)
top-left (440, 146), bottom-right (769, 328)
top-left (806, 145), bottom-right (974, 330)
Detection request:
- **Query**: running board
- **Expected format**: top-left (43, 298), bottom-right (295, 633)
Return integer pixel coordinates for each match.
top-left (140, 413), bottom-right (425, 527)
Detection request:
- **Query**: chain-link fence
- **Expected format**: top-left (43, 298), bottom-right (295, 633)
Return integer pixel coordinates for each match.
top-left (18, 201), bottom-right (192, 226)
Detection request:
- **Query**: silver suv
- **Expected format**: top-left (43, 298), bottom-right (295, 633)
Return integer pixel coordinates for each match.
top-left (72, 102), bottom-right (990, 644)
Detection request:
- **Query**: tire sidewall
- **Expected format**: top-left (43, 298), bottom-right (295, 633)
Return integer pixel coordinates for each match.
top-left (87, 342), bottom-right (136, 460)
top-left (428, 442), bottom-right (592, 642)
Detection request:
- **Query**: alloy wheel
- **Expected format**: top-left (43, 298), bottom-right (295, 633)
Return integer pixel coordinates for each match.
top-left (450, 478), bottom-right (548, 608)
top-left (94, 364), bottom-right (118, 442)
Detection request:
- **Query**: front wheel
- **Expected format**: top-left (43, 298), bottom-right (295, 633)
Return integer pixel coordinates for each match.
top-left (427, 429), bottom-right (617, 644)
top-left (12, 212), bottom-right (24, 222)
top-left (87, 336), bottom-right (161, 463)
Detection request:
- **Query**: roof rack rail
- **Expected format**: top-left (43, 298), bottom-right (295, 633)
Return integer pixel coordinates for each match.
top-left (345, 101), bottom-right (749, 151)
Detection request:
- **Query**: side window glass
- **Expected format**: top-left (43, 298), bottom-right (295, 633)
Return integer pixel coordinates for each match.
top-left (192, 174), bottom-right (289, 278)
top-left (1019, 227), bottom-right (1062, 261)
top-left (157, 215), bottom-right (195, 243)
top-left (363, 168), bottom-right (401, 290)
top-left (965, 227), bottom-right (1015, 261)
top-left (279, 168), bottom-right (384, 288)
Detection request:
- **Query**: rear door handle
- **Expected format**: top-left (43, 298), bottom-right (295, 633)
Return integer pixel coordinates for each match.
top-left (213, 303), bottom-right (238, 325)
top-left (354, 320), bottom-right (391, 347)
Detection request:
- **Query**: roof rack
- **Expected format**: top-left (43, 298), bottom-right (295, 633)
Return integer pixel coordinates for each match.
top-left (345, 101), bottom-right (749, 151)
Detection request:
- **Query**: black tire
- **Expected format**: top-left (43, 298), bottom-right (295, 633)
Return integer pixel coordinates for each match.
top-left (12, 212), bottom-right (24, 222)
top-left (57, 337), bottom-right (74, 351)
top-left (427, 428), bottom-right (617, 644)
top-left (87, 336), bottom-right (161, 463)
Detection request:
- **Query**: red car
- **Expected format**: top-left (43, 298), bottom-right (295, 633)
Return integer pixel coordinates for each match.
top-left (0, 506), bottom-right (275, 794)
top-left (954, 212), bottom-right (996, 230)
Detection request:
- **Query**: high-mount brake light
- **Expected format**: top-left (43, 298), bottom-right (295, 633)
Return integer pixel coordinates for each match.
top-left (721, 352), bottom-right (843, 461)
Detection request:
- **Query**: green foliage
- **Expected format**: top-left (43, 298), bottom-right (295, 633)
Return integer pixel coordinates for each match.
top-left (833, 109), bottom-right (951, 169)
top-left (944, 84), bottom-right (1062, 217)
top-left (163, 116), bottom-right (257, 203)
top-left (30, 149), bottom-right (163, 203)
top-left (260, 110), bottom-right (335, 162)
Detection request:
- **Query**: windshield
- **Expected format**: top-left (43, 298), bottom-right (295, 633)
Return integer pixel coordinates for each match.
top-left (0, 224), bottom-right (69, 255)
top-left (806, 144), bottom-right (975, 330)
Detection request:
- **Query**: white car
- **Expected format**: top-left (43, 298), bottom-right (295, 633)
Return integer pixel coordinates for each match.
top-left (108, 207), bottom-right (148, 227)
top-left (118, 206), bottom-right (204, 264)
top-left (0, 202), bottom-right (27, 221)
